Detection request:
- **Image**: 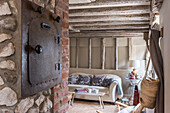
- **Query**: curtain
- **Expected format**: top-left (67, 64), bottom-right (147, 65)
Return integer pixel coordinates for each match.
top-left (150, 30), bottom-right (164, 113)
top-left (153, 0), bottom-right (164, 12)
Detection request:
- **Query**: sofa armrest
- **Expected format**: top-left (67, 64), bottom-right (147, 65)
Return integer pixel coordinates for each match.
top-left (109, 81), bottom-right (118, 102)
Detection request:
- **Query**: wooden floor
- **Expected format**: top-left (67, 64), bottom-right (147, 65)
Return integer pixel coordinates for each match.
top-left (68, 100), bottom-right (116, 113)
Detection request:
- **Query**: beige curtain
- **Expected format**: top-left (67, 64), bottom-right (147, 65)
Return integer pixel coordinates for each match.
top-left (153, 0), bottom-right (164, 12)
top-left (150, 30), bottom-right (164, 113)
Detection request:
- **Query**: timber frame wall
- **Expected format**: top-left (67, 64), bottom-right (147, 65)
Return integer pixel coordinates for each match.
top-left (70, 36), bottom-right (147, 70)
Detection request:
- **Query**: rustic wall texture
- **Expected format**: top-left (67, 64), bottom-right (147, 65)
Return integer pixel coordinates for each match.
top-left (0, 0), bottom-right (69, 113)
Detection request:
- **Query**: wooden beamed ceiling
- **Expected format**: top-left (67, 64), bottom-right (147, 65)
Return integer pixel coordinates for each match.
top-left (69, 0), bottom-right (151, 38)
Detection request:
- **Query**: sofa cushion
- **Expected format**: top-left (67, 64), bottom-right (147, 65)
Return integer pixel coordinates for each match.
top-left (68, 74), bottom-right (79, 84)
top-left (102, 78), bottom-right (114, 87)
top-left (92, 75), bottom-right (105, 86)
top-left (68, 84), bottom-right (108, 90)
top-left (79, 75), bottom-right (92, 85)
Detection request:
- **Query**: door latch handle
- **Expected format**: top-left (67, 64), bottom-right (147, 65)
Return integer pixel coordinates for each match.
top-left (55, 63), bottom-right (61, 70)
top-left (55, 35), bottom-right (61, 44)
top-left (36, 6), bottom-right (43, 14)
top-left (41, 23), bottom-right (51, 30)
top-left (35, 45), bottom-right (43, 54)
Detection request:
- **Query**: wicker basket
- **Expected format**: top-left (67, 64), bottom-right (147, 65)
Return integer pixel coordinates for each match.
top-left (139, 77), bottom-right (160, 109)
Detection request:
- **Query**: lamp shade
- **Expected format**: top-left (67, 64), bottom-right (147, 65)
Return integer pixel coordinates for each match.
top-left (129, 60), bottom-right (140, 68)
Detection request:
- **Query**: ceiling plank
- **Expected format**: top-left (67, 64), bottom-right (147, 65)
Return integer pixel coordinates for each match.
top-left (70, 21), bottom-right (150, 26)
top-left (69, 6), bottom-right (150, 17)
top-left (70, 36), bottom-right (143, 38)
top-left (69, 29), bottom-right (149, 33)
top-left (69, 26), bottom-right (80, 32)
top-left (69, 0), bottom-right (96, 4)
top-left (70, 15), bottom-right (150, 23)
top-left (69, 0), bottom-right (150, 10)
top-left (72, 24), bottom-right (149, 30)
top-left (70, 32), bottom-right (143, 38)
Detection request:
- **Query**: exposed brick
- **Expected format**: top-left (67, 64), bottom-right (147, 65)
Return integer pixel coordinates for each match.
top-left (57, 90), bottom-right (64, 99)
top-left (63, 87), bottom-right (68, 96)
top-left (63, 30), bottom-right (69, 38)
top-left (62, 55), bottom-right (69, 63)
top-left (63, 12), bottom-right (69, 21)
top-left (62, 63), bottom-right (69, 72)
top-left (62, 21), bottom-right (69, 29)
top-left (53, 1), bottom-right (69, 113)
top-left (63, 96), bottom-right (68, 105)
top-left (60, 98), bottom-right (63, 106)
top-left (62, 46), bottom-right (69, 55)
top-left (54, 93), bottom-right (58, 102)
top-left (62, 38), bottom-right (69, 45)
top-left (60, 96), bottom-right (68, 106)
top-left (59, 104), bottom-right (69, 113)
top-left (60, 80), bottom-right (68, 89)
top-left (54, 102), bottom-right (60, 111)
top-left (55, 9), bottom-right (63, 18)
top-left (57, 1), bottom-right (68, 12)
top-left (54, 85), bottom-right (61, 92)
top-left (63, 0), bottom-right (69, 5)
top-left (62, 72), bottom-right (69, 79)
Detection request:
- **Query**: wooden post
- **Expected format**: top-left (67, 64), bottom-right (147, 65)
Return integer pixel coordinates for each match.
top-left (89, 38), bottom-right (92, 69)
top-left (115, 38), bottom-right (118, 70)
top-left (101, 38), bottom-right (106, 70)
top-left (76, 38), bottom-right (79, 68)
top-left (128, 38), bottom-right (133, 60)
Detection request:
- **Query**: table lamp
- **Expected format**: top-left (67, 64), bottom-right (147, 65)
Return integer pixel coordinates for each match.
top-left (129, 59), bottom-right (140, 68)
top-left (129, 60), bottom-right (140, 78)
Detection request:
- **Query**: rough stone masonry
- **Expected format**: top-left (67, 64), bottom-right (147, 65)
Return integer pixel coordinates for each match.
top-left (0, 0), bottom-right (69, 113)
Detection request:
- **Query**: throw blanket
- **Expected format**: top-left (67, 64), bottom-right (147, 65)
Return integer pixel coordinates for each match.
top-left (113, 80), bottom-right (123, 97)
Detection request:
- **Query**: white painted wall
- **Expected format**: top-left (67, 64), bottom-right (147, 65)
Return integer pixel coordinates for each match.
top-left (160, 0), bottom-right (170, 112)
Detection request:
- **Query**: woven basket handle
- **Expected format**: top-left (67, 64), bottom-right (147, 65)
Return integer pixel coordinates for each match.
top-left (144, 32), bottom-right (151, 78)
top-left (144, 57), bottom-right (151, 78)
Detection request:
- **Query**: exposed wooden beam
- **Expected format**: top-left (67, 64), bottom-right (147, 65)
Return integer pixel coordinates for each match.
top-left (101, 38), bottom-right (106, 70)
top-left (70, 21), bottom-right (150, 27)
top-left (70, 29), bottom-right (149, 33)
top-left (73, 25), bottom-right (149, 31)
top-left (89, 38), bottom-right (92, 69)
top-left (69, 6), bottom-right (150, 17)
top-left (70, 32), bottom-right (143, 38)
top-left (128, 38), bottom-right (133, 60)
top-left (69, 0), bottom-right (150, 10)
top-left (76, 38), bottom-right (79, 68)
top-left (69, 0), bottom-right (96, 4)
top-left (69, 14), bottom-right (150, 23)
top-left (71, 36), bottom-right (143, 39)
top-left (115, 38), bottom-right (118, 70)
top-left (69, 26), bottom-right (80, 32)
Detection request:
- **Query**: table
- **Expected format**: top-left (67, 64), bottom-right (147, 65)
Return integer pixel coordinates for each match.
top-left (124, 77), bottom-right (142, 104)
top-left (68, 91), bottom-right (75, 107)
top-left (75, 92), bottom-right (106, 109)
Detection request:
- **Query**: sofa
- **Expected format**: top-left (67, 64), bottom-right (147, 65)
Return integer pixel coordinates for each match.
top-left (68, 73), bottom-right (123, 102)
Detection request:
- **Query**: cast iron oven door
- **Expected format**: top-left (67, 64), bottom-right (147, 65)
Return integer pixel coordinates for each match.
top-left (22, 1), bottom-right (62, 97)
top-left (29, 18), bottom-right (61, 85)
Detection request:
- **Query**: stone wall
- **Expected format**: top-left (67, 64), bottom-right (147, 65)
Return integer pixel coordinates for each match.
top-left (0, 0), bottom-right (69, 113)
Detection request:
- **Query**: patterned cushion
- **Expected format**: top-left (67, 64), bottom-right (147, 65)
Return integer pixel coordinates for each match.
top-left (92, 75), bottom-right (105, 86)
top-left (102, 78), bottom-right (114, 87)
top-left (79, 75), bottom-right (92, 85)
top-left (68, 74), bottom-right (79, 84)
